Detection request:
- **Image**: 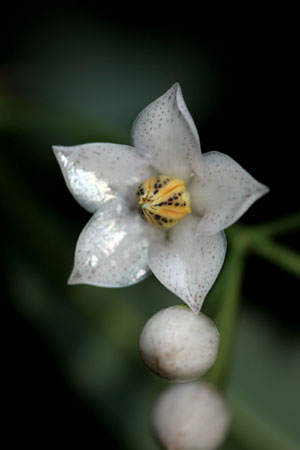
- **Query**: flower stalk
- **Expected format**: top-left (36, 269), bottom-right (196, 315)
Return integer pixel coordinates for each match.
top-left (207, 233), bottom-right (246, 388)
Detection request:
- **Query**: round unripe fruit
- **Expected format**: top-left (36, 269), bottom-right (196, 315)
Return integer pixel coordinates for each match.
top-left (139, 306), bottom-right (219, 382)
top-left (152, 382), bottom-right (231, 450)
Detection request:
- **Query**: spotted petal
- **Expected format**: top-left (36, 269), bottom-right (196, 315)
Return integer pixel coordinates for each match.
top-left (69, 200), bottom-right (165, 287)
top-left (132, 83), bottom-right (202, 183)
top-left (53, 143), bottom-right (153, 213)
top-left (148, 215), bottom-right (227, 314)
top-left (189, 151), bottom-right (269, 235)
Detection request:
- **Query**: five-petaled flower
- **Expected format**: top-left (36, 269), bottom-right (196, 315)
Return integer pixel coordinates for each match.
top-left (53, 83), bottom-right (268, 314)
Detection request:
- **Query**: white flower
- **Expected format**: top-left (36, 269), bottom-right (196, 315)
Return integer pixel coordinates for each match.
top-left (152, 381), bottom-right (231, 450)
top-left (139, 306), bottom-right (220, 382)
top-left (53, 83), bottom-right (268, 314)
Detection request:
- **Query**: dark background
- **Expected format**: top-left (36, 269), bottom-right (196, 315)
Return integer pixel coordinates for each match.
top-left (2, 4), bottom-right (299, 449)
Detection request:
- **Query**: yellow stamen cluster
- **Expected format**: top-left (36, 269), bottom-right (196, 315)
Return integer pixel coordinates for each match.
top-left (136, 176), bottom-right (191, 229)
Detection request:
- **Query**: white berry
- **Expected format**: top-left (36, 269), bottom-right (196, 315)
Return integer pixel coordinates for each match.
top-left (139, 306), bottom-right (219, 382)
top-left (152, 382), bottom-right (231, 450)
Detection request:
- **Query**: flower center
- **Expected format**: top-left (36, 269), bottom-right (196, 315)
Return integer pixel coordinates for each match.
top-left (136, 175), bottom-right (191, 229)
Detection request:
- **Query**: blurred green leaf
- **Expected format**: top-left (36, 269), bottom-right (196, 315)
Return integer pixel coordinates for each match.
top-left (228, 307), bottom-right (300, 447)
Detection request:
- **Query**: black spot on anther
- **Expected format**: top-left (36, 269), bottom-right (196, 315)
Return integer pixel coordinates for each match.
top-left (138, 207), bottom-right (145, 218)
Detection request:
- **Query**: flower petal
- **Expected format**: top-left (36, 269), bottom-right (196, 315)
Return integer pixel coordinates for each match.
top-left (69, 200), bottom-right (165, 288)
top-left (189, 151), bottom-right (269, 235)
top-left (131, 83), bottom-right (202, 183)
top-left (53, 143), bottom-right (153, 213)
top-left (148, 215), bottom-right (227, 314)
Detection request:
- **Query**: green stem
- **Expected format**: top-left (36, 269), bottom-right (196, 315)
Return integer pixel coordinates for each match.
top-left (207, 237), bottom-right (246, 388)
top-left (251, 236), bottom-right (300, 278)
top-left (202, 266), bottom-right (228, 317)
top-left (249, 212), bottom-right (300, 237)
top-left (228, 392), bottom-right (299, 450)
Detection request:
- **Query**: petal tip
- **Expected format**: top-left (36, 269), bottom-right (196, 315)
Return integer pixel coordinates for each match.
top-left (52, 145), bottom-right (64, 153)
top-left (173, 81), bottom-right (181, 91)
top-left (189, 302), bottom-right (201, 315)
top-left (52, 145), bottom-right (69, 160)
top-left (167, 82), bottom-right (183, 100)
top-left (261, 184), bottom-right (270, 196)
top-left (171, 81), bottom-right (180, 90)
top-left (67, 269), bottom-right (82, 285)
top-left (253, 182), bottom-right (270, 202)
